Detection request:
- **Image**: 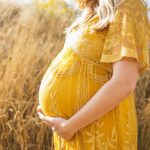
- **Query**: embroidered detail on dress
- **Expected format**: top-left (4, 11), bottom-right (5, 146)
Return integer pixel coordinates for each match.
top-left (75, 62), bottom-right (87, 112)
top-left (96, 125), bottom-right (118, 150)
top-left (87, 63), bottom-right (112, 83)
top-left (82, 120), bottom-right (118, 150)
top-left (104, 126), bottom-right (118, 149)
top-left (52, 60), bottom-right (81, 77)
top-left (49, 89), bottom-right (62, 116)
top-left (70, 46), bottom-right (101, 65)
top-left (123, 109), bottom-right (137, 150)
top-left (89, 72), bottom-right (110, 83)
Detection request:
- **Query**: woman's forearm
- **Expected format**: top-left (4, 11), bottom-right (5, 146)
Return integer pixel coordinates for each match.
top-left (65, 78), bottom-right (135, 133)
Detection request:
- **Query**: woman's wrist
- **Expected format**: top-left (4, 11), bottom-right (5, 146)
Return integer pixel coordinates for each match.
top-left (64, 119), bottom-right (79, 134)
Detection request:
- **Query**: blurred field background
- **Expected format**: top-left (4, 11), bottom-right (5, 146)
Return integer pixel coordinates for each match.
top-left (0, 0), bottom-right (150, 150)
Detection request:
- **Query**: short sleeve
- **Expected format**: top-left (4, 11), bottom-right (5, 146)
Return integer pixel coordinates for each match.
top-left (100, 0), bottom-right (150, 76)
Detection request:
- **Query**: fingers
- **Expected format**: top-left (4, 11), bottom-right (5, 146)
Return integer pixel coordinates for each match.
top-left (43, 120), bottom-right (53, 127)
top-left (36, 105), bottom-right (49, 122)
top-left (36, 105), bottom-right (54, 122)
top-left (43, 120), bottom-right (56, 132)
top-left (50, 125), bottom-right (56, 132)
top-left (37, 108), bottom-right (55, 126)
top-left (37, 110), bottom-right (46, 121)
top-left (36, 105), bottom-right (56, 131)
top-left (37, 105), bottom-right (42, 112)
top-left (44, 116), bottom-right (55, 122)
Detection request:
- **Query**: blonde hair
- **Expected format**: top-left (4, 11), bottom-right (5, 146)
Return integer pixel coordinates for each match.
top-left (64, 0), bottom-right (148, 37)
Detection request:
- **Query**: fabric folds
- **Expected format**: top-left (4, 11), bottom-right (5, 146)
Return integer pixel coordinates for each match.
top-left (100, 0), bottom-right (150, 76)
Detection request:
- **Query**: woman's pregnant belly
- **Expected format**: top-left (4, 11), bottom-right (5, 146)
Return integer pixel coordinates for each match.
top-left (39, 71), bottom-right (80, 118)
top-left (38, 48), bottom-right (112, 118)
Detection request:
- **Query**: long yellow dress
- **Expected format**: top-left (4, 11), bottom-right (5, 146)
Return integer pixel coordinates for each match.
top-left (38, 0), bottom-right (150, 149)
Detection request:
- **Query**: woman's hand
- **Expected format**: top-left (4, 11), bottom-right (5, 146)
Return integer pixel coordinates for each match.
top-left (37, 105), bottom-right (76, 141)
top-left (43, 117), bottom-right (75, 141)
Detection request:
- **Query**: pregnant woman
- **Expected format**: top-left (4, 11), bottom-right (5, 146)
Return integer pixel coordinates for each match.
top-left (37, 0), bottom-right (150, 149)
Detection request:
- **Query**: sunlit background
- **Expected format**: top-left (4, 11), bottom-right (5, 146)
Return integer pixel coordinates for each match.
top-left (8, 0), bottom-right (77, 7)
top-left (7, 0), bottom-right (150, 18)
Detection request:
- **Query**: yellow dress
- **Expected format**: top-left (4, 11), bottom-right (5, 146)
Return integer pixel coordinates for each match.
top-left (38, 0), bottom-right (150, 149)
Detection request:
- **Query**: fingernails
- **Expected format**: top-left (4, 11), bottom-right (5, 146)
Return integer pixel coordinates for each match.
top-left (51, 126), bottom-right (55, 131)
top-left (37, 107), bottom-right (42, 112)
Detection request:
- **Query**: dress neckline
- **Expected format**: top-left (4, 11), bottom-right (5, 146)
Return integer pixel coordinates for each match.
top-left (71, 15), bottom-right (99, 32)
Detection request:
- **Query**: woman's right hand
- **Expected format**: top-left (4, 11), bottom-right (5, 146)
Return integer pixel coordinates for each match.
top-left (37, 105), bottom-right (45, 120)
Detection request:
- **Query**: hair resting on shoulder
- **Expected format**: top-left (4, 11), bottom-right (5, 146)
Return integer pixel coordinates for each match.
top-left (64, 0), bottom-right (148, 37)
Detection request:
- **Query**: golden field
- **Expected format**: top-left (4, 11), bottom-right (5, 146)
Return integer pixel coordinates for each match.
top-left (0, 1), bottom-right (150, 150)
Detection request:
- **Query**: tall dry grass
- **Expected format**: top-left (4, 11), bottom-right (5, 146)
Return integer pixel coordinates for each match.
top-left (0, 2), bottom-right (74, 150)
top-left (0, 1), bottom-right (150, 150)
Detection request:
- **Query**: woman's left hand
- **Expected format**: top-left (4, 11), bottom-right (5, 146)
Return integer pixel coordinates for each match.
top-left (37, 105), bottom-right (75, 141)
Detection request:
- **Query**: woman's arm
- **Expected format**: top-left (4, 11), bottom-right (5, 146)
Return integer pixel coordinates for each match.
top-left (65, 57), bottom-right (139, 133)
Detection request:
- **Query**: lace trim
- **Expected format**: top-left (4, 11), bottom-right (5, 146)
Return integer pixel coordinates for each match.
top-left (69, 46), bottom-right (101, 65)
top-left (89, 71), bottom-right (112, 83)
top-left (87, 63), bottom-right (112, 82)
top-left (52, 60), bottom-right (81, 77)
top-left (51, 48), bottom-right (112, 81)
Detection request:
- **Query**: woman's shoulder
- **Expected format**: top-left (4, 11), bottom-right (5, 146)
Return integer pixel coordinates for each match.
top-left (86, 0), bottom-right (149, 30)
top-left (113, 0), bottom-right (150, 37)
top-left (115, 0), bottom-right (148, 16)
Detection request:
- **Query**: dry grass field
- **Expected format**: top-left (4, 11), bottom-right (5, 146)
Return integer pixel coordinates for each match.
top-left (0, 1), bottom-right (150, 150)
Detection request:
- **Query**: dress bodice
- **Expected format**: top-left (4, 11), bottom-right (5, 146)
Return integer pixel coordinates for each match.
top-left (64, 18), bottom-right (108, 64)
top-left (63, 0), bottom-right (150, 76)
